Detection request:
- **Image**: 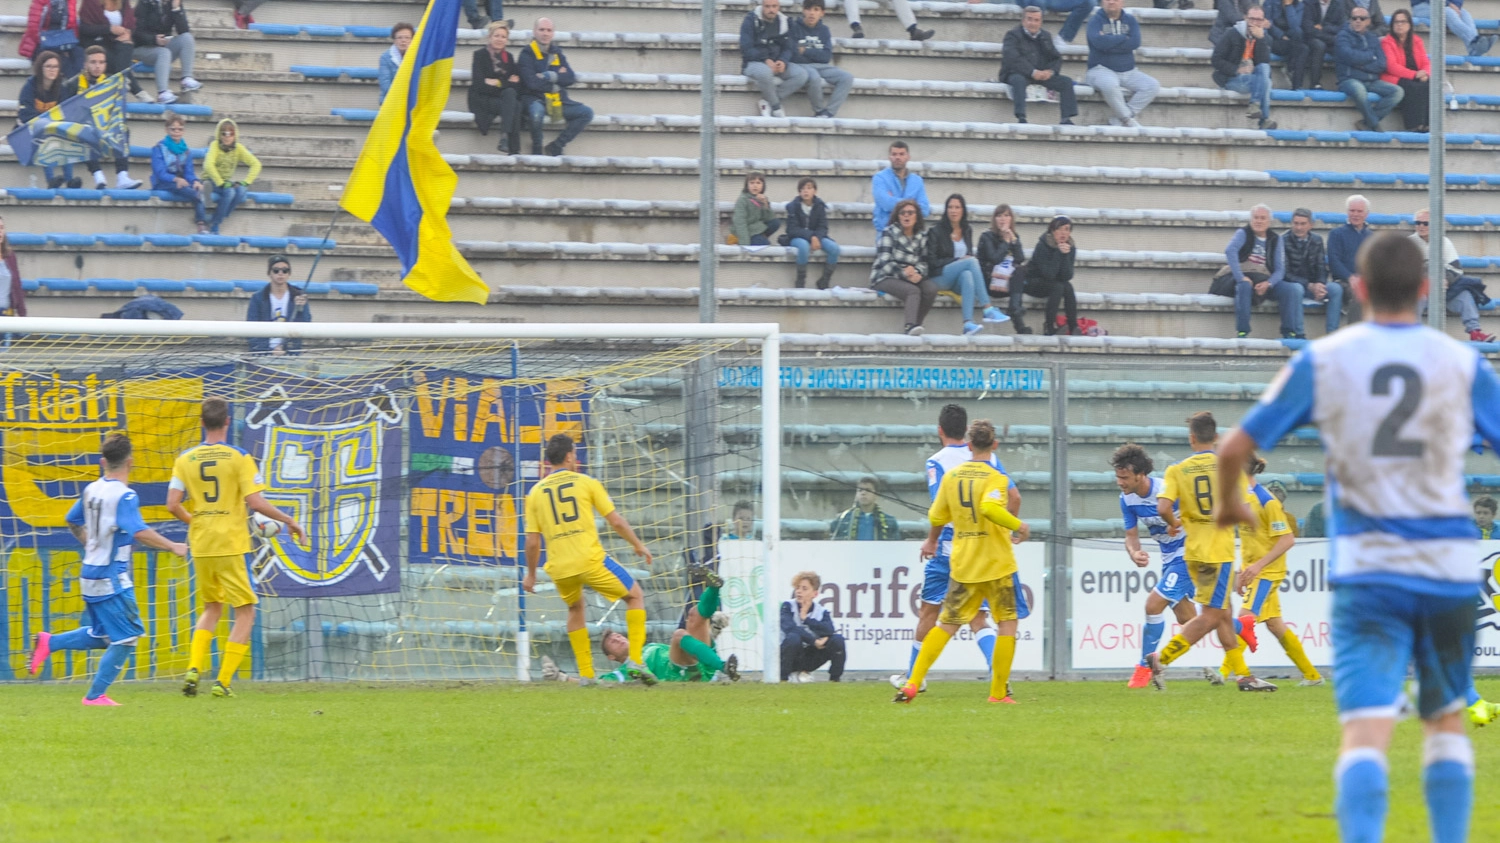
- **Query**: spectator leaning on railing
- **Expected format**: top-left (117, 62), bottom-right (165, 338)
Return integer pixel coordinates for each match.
top-left (1327, 193), bottom-right (1372, 322)
top-left (201, 117), bottom-right (259, 235)
top-left (17, 51), bottom-right (80, 188)
top-left (1000, 6), bottom-right (1078, 125)
top-left (871, 140), bottom-right (929, 242)
top-left (782, 177), bottom-right (839, 289)
top-left (519, 17), bottom-right (594, 157)
top-left (1215, 203), bottom-right (1302, 339)
top-left (247, 255), bottom-right (311, 355)
top-left (378, 22), bottom-right (412, 104)
top-left (1210, 4), bottom-right (1277, 130)
top-left (788, 0), bottom-right (852, 119)
top-left (870, 199), bottom-right (939, 336)
top-left (1085, 0), bottom-right (1159, 127)
top-left (1282, 208), bottom-right (1344, 335)
top-left (469, 21), bottom-right (523, 154)
top-left (132, 0), bottom-right (197, 105)
top-left (1334, 6), bottom-right (1402, 131)
top-left (1410, 208), bottom-right (1497, 343)
top-left (738, 0), bottom-right (813, 119)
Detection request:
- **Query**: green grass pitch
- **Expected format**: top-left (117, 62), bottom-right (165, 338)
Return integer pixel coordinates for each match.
top-left (3, 677), bottom-right (1498, 842)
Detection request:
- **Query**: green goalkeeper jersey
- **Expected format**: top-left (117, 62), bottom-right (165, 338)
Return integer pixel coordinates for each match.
top-left (599, 642), bottom-right (714, 683)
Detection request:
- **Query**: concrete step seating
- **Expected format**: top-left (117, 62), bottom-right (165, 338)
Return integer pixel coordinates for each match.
top-left (21, 277), bottom-right (378, 295)
top-left (1, 187), bottom-right (294, 206)
top-left (5, 231), bottom-right (333, 251)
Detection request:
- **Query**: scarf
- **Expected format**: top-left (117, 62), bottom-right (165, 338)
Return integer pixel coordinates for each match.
top-left (162, 135), bottom-right (188, 155)
top-left (529, 40), bottom-right (563, 120)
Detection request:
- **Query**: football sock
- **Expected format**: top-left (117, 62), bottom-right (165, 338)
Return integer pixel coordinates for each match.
top-left (1224, 641), bottom-right (1250, 678)
top-left (696, 584), bottom-right (720, 619)
top-left (217, 641), bottom-right (249, 686)
top-left (907, 641), bottom-right (922, 674)
top-left (49, 627), bottom-right (107, 651)
top-left (189, 628), bottom-right (214, 673)
top-left (1158, 634), bottom-right (1191, 666)
top-left (1423, 732), bottom-right (1474, 843)
top-left (1233, 617), bottom-right (1245, 638)
top-left (1141, 614), bottom-right (1165, 667)
top-left (625, 609), bottom-right (647, 664)
top-left (1336, 748), bottom-right (1389, 843)
top-left (907, 626), bottom-right (952, 690)
top-left (1467, 684), bottom-right (1482, 707)
top-left (1278, 629), bottom-right (1320, 680)
top-left (974, 627), bottom-right (997, 671)
top-left (677, 635), bottom-right (724, 673)
top-left (86, 643), bottom-right (131, 700)
top-left (988, 634), bottom-right (1016, 700)
top-left (568, 628), bottom-right (595, 679)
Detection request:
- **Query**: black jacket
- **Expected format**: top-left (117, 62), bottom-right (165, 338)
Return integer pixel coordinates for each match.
top-left (1000, 24), bottom-right (1063, 79)
top-left (469, 47), bottom-right (520, 101)
top-left (1212, 24), bottom-right (1272, 86)
top-left (1027, 231), bottom-right (1077, 286)
top-left (131, 0), bottom-right (187, 46)
top-left (977, 229), bottom-right (1026, 283)
top-left (1303, 0), bottom-right (1349, 40)
top-left (783, 195), bottom-right (830, 242)
top-left (926, 220), bottom-right (975, 274)
top-left (780, 599), bottom-right (837, 645)
top-left (1208, 0), bottom-right (1255, 45)
top-left (246, 283), bottom-right (311, 353)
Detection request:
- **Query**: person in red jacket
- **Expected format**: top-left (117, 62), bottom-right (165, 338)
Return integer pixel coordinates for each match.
top-left (21, 0), bottom-right (81, 76)
top-left (1381, 8), bottom-right (1430, 131)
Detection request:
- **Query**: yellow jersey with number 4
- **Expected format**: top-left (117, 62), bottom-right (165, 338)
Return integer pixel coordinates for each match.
top-left (1159, 451), bottom-right (1243, 565)
top-left (928, 461), bottom-right (1017, 584)
top-left (1241, 482), bottom-right (1294, 579)
top-left (524, 469), bottom-right (615, 580)
top-left (169, 442), bottom-right (266, 556)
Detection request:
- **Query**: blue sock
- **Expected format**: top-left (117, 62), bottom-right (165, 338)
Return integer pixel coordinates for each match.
top-left (86, 644), bottom-right (131, 700)
top-left (975, 627), bottom-right (996, 671)
top-left (1141, 614), bottom-right (1165, 667)
top-left (1233, 617), bottom-right (1244, 638)
top-left (1424, 733), bottom-right (1474, 843)
top-left (49, 627), bottom-right (107, 651)
top-left (907, 641), bottom-right (921, 674)
top-left (1466, 684), bottom-right (1481, 706)
top-left (1336, 749), bottom-right (1389, 843)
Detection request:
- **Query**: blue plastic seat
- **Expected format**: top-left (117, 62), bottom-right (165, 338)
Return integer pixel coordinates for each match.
top-left (342, 67), bottom-right (380, 80)
top-left (235, 279), bottom-right (269, 292)
top-left (243, 236), bottom-right (290, 250)
top-left (98, 234), bottom-right (145, 247)
top-left (246, 192), bottom-right (294, 205)
top-left (1470, 474), bottom-right (1500, 487)
top-left (291, 65), bottom-right (343, 78)
top-left (90, 278), bottom-right (137, 292)
top-left (1351, 171), bottom-right (1398, 184)
top-left (1447, 174), bottom-right (1482, 185)
top-left (1470, 95), bottom-right (1500, 106)
top-left (1267, 170), bottom-right (1313, 182)
top-left (1272, 211), bottom-right (1293, 222)
top-left (1469, 55), bottom-right (1500, 66)
top-left (304, 282), bottom-right (331, 294)
top-left (1265, 130), bottom-right (1310, 142)
top-left (1459, 256), bottom-right (1489, 268)
top-left (39, 278), bottom-right (87, 291)
top-left (301, 24), bottom-right (346, 37)
top-left (331, 108), bottom-right (378, 121)
top-left (192, 234), bottom-right (239, 248)
top-left (1445, 54), bottom-right (1469, 65)
top-left (6, 188), bottom-right (57, 200)
top-left (20, 279), bottom-right (38, 291)
top-left (1311, 171), bottom-right (1356, 183)
top-left (1314, 212), bottom-right (1347, 224)
top-left (330, 282), bottom-right (380, 296)
top-left (124, 102), bottom-right (166, 116)
top-left (1446, 133), bottom-right (1479, 145)
top-left (185, 279), bottom-right (234, 293)
top-left (1307, 89), bottom-right (1346, 102)
top-left (143, 233), bottom-right (193, 247)
top-left (1395, 172), bottom-right (1430, 184)
top-left (1476, 134), bottom-right (1500, 146)
top-left (102, 189), bottom-right (151, 201)
top-left (58, 188), bottom-right (104, 200)
top-left (1270, 89), bottom-right (1305, 101)
top-left (139, 278), bottom-right (186, 293)
top-left (249, 22), bottom-right (300, 35)
top-left (1366, 213), bottom-right (1402, 225)
top-left (1392, 132), bottom-right (1429, 144)
top-left (1448, 215), bottom-right (1488, 227)
top-left (1350, 131), bottom-right (1392, 143)
top-left (346, 25), bottom-right (391, 37)
top-left (166, 104), bottom-right (212, 117)
top-left (48, 233), bottom-right (96, 247)
top-left (1295, 472), bottom-right (1325, 487)
top-left (287, 237), bottom-right (335, 250)
top-left (1309, 131), bottom-right (1352, 142)
top-left (8, 232), bottom-right (47, 246)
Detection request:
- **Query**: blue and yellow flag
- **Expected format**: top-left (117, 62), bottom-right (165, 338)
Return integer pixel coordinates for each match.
top-left (6, 72), bottom-right (128, 169)
top-left (340, 0), bottom-right (487, 304)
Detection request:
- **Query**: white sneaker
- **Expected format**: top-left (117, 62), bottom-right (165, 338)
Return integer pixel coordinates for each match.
top-left (1298, 678), bottom-right (1325, 687)
top-left (795, 671), bottom-right (814, 683)
top-left (134, 90), bottom-right (154, 103)
top-left (757, 98), bottom-right (772, 118)
top-left (157, 90), bottom-right (177, 104)
top-left (771, 107), bottom-right (786, 118)
top-left (179, 77), bottom-right (202, 92)
top-left (116, 172), bottom-right (143, 190)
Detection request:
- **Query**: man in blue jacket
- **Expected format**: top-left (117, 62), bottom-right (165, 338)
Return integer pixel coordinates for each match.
top-left (871, 141), bottom-right (930, 238)
top-left (518, 17), bottom-right (594, 156)
top-left (788, 0), bottom-right (852, 117)
top-left (739, 0), bottom-right (813, 118)
top-left (1327, 193), bottom-right (1373, 323)
top-left (246, 255), bottom-right (311, 355)
top-left (1084, 0), bottom-right (1159, 127)
top-left (1333, 7), bottom-right (1402, 130)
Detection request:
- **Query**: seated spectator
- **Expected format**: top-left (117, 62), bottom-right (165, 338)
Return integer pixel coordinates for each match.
top-left (150, 111), bottom-right (207, 232)
top-left (65, 46), bottom-right (142, 188)
top-left (780, 571), bottom-right (845, 682)
top-left (725, 500), bottom-right (756, 540)
top-left (788, 0), bottom-right (851, 118)
top-left (1327, 193), bottom-right (1373, 322)
top-left (1211, 4), bottom-right (1277, 130)
top-left (1381, 9), bottom-right (1430, 132)
top-left (378, 22), bottom-right (413, 104)
top-left (1085, 0), bottom-right (1159, 127)
top-left (78, 0), bottom-right (144, 98)
top-left (230, 0), bottom-right (259, 29)
top-left (0, 218), bottom-right (29, 318)
top-left (132, 0), bottom-right (197, 105)
top-left (1410, 0), bottom-right (1493, 56)
top-left (738, 0), bottom-right (812, 119)
top-left (247, 255), bottom-right (310, 354)
top-left (829, 476), bottom-right (901, 540)
top-left (842, 0), bottom-right (932, 41)
top-left (1475, 495), bottom-right (1496, 539)
top-left (871, 141), bottom-right (929, 243)
top-left (928, 194), bottom-right (1007, 335)
top-left (518, 17), bottom-right (593, 156)
top-left (870, 199), bottom-right (938, 336)
top-left (17, 51), bottom-right (81, 188)
top-left (1208, 0), bottom-right (1254, 45)
top-left (462, 0), bottom-right (500, 30)
top-left (1348, 0), bottom-right (1384, 34)
top-left (1267, 0), bottom-right (1315, 90)
top-left (201, 118), bottom-right (259, 235)
top-left (782, 177), bottom-right (838, 289)
top-left (1302, 0), bottom-right (1348, 89)
top-left (1000, 7), bottom-right (1079, 125)
top-left (1009, 215), bottom-right (1079, 335)
top-left (1283, 208), bottom-right (1343, 335)
top-left (1334, 7), bottom-right (1402, 130)
top-left (1218, 204), bottom-right (1301, 338)
top-left (469, 21), bottom-right (522, 154)
top-left (977, 204), bottom-right (1025, 297)
top-left (1411, 209), bottom-right (1497, 342)
top-left (21, 0), bottom-right (82, 78)
top-left (730, 172), bottom-right (780, 246)
top-left (1302, 499), bottom-right (1325, 536)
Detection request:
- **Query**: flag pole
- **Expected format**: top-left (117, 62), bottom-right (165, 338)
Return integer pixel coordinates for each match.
top-left (288, 206), bottom-right (341, 323)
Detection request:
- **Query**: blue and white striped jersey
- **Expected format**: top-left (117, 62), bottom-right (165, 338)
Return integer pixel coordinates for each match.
top-left (926, 443), bottom-right (1009, 559)
top-left (1120, 476), bottom-right (1184, 565)
top-left (65, 478), bottom-right (148, 603)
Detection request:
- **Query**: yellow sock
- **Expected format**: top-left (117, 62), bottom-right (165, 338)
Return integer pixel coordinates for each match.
top-left (1158, 634), bottom-right (1191, 666)
top-left (1218, 657), bottom-right (1231, 679)
top-left (568, 628), bottom-right (595, 679)
top-left (189, 628), bottom-right (213, 673)
top-left (907, 626), bottom-right (952, 690)
top-left (1224, 641), bottom-right (1250, 678)
top-left (1279, 629), bottom-right (1321, 680)
top-left (217, 641), bottom-right (249, 686)
top-left (988, 635), bottom-right (1017, 700)
top-left (625, 608), bottom-right (646, 664)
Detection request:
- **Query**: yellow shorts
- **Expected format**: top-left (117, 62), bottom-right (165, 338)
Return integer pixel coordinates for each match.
top-left (938, 576), bottom-right (1019, 626)
top-left (1243, 577), bottom-right (1283, 621)
top-left (551, 556), bottom-right (634, 606)
top-left (1188, 561), bottom-right (1234, 610)
top-left (196, 554), bottom-right (258, 608)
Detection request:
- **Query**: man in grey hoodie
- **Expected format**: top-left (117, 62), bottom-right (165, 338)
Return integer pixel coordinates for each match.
top-left (739, 0), bottom-right (814, 118)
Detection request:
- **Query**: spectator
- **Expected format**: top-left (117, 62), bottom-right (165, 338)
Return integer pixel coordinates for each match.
top-left (17, 51), bottom-right (81, 188)
top-left (870, 199), bottom-right (938, 336)
top-left (64, 46), bottom-right (142, 189)
top-left (1347, 0), bottom-right (1384, 34)
top-left (247, 255), bottom-right (310, 355)
top-left (730, 172), bottom-right (780, 247)
top-left (1267, 0), bottom-right (1316, 90)
top-left (132, 0), bottom-right (197, 105)
top-left (1085, 0), bottom-right (1159, 127)
top-left (21, 0), bottom-right (82, 77)
top-left (1381, 9), bottom-right (1430, 132)
top-left (201, 118), bottom-right (259, 235)
top-left (977, 204), bottom-right (1026, 297)
top-left (1475, 495), bottom-right (1497, 539)
top-left (1410, 208), bottom-right (1497, 343)
top-left (780, 571), bottom-right (845, 682)
top-left (726, 500), bottom-right (756, 540)
top-left (1303, 499), bottom-right (1325, 536)
top-left (1219, 203), bottom-right (1301, 338)
top-left (1334, 5), bottom-right (1401, 130)
top-left (1210, 3), bottom-right (1277, 130)
top-left (788, 0), bottom-right (852, 118)
top-left (871, 140), bottom-right (929, 240)
top-left (1302, 0), bottom-right (1348, 88)
top-left (229, 0), bottom-right (258, 29)
top-left (1283, 207), bottom-right (1344, 335)
top-left (1009, 215), bottom-right (1079, 335)
top-left (78, 0), bottom-right (144, 98)
top-left (150, 111), bottom-right (207, 233)
top-left (928, 194), bottom-right (1007, 335)
top-left (1410, 0), bottom-right (1493, 57)
top-left (519, 17), bottom-right (594, 157)
top-left (469, 21), bottom-right (522, 154)
top-left (0, 218), bottom-right (29, 318)
top-left (1000, 6), bottom-right (1079, 125)
top-left (461, 0), bottom-right (500, 31)
top-left (1208, 0), bottom-right (1254, 45)
top-left (1037, 0), bottom-right (1096, 45)
top-left (738, 0), bottom-right (813, 119)
top-left (378, 22), bottom-right (413, 104)
top-left (783, 177), bottom-right (838, 289)
top-left (843, 0), bottom-right (933, 41)
top-left (829, 476), bottom-right (901, 540)
top-left (1327, 193), bottom-right (1373, 322)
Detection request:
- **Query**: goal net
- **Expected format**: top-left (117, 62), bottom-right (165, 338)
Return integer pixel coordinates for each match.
top-left (0, 320), bottom-right (781, 685)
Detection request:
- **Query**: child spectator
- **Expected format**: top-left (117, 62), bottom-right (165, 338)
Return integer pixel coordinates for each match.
top-left (519, 17), bottom-right (594, 156)
top-left (150, 111), bottom-right (207, 233)
top-left (977, 204), bottom-right (1025, 297)
top-left (928, 194), bottom-right (1007, 335)
top-left (731, 172), bottom-right (780, 247)
top-left (64, 46), bottom-right (142, 188)
top-left (378, 22), bottom-right (413, 103)
top-left (1475, 495), bottom-right (1496, 539)
top-left (469, 21), bottom-right (522, 154)
top-left (788, 0), bottom-right (852, 118)
top-left (78, 0), bottom-right (145, 99)
top-left (132, 0), bottom-right (197, 104)
top-left (1010, 215), bottom-right (1080, 335)
top-left (780, 571), bottom-right (846, 682)
top-left (0, 218), bottom-right (29, 317)
top-left (21, 0), bottom-right (82, 77)
top-left (17, 51), bottom-right (81, 188)
top-left (201, 118), bottom-right (259, 235)
top-left (870, 198), bottom-right (937, 336)
top-left (782, 177), bottom-right (838, 288)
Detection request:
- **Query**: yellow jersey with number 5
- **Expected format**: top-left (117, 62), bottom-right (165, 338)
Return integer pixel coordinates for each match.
top-left (1159, 451), bottom-right (1243, 565)
top-left (524, 469), bottom-right (615, 580)
top-left (169, 442), bottom-right (266, 556)
top-left (928, 461), bottom-right (1016, 584)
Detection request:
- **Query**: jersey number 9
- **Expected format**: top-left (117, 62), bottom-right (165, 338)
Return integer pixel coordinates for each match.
top-left (543, 482), bottom-right (580, 524)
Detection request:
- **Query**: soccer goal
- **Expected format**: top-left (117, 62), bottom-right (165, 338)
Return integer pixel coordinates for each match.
top-left (0, 318), bottom-right (783, 685)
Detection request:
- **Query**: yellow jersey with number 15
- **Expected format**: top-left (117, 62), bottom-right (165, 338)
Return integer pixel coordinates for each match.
top-left (169, 442), bottom-right (266, 556)
top-left (927, 461), bottom-right (1017, 584)
top-left (1159, 451), bottom-right (1243, 565)
top-left (524, 469), bottom-right (616, 580)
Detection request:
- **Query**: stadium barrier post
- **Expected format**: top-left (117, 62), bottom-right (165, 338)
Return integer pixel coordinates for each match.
top-left (511, 342), bottom-right (531, 682)
top-left (1427, 1), bottom-right (1446, 329)
top-left (698, 0), bottom-right (718, 325)
top-left (1048, 363), bottom-right (1070, 679)
top-left (760, 333), bottom-right (781, 683)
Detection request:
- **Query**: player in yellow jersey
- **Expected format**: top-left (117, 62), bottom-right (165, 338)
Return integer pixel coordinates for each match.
top-left (894, 420), bottom-right (1030, 704)
top-left (167, 397), bottom-right (305, 698)
top-left (523, 433), bottom-right (656, 686)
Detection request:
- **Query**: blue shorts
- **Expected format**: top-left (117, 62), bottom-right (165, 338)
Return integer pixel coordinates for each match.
top-left (1332, 582), bottom-right (1477, 723)
top-left (1153, 558), bottom-right (1196, 605)
top-left (83, 591), bottom-right (145, 646)
top-left (922, 556), bottom-right (1031, 620)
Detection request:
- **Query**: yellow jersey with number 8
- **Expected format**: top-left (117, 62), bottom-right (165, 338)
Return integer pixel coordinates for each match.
top-left (169, 442), bottom-right (266, 556)
top-left (1159, 451), bottom-right (1243, 565)
top-left (928, 461), bottom-right (1016, 584)
top-left (524, 469), bottom-right (615, 580)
